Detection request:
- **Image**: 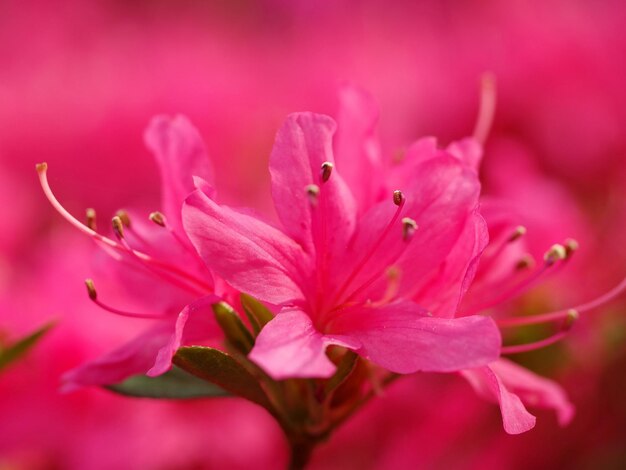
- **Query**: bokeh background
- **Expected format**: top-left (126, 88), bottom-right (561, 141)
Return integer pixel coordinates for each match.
top-left (1, 1), bottom-right (625, 468)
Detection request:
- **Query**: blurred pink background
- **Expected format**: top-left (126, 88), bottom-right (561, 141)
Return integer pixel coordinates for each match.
top-left (1, 1), bottom-right (625, 468)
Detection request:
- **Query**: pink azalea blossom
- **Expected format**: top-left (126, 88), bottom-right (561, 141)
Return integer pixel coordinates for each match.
top-left (182, 109), bottom-right (501, 379)
top-left (37, 115), bottom-right (222, 389)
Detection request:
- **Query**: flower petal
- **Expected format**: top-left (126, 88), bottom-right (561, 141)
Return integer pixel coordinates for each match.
top-left (183, 189), bottom-right (312, 305)
top-left (145, 115), bottom-right (214, 233)
top-left (490, 358), bottom-right (575, 426)
top-left (147, 295), bottom-right (220, 377)
top-left (270, 113), bottom-right (357, 262)
top-left (248, 308), bottom-right (358, 380)
top-left (342, 155), bottom-right (480, 303)
top-left (461, 364), bottom-right (537, 435)
top-left (334, 84), bottom-right (384, 211)
top-left (61, 323), bottom-right (175, 391)
top-left (327, 301), bottom-right (501, 374)
top-left (413, 210), bottom-right (489, 317)
top-left (446, 137), bottom-right (483, 171)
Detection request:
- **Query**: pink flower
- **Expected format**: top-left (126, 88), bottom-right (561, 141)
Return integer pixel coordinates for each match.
top-left (182, 110), bottom-right (501, 379)
top-left (37, 115), bottom-right (222, 389)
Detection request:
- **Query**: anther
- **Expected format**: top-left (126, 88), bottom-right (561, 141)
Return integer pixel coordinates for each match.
top-left (544, 244), bottom-right (566, 266)
top-left (515, 254), bottom-right (535, 270)
top-left (564, 238), bottom-right (579, 259)
top-left (86, 208), bottom-right (97, 231)
top-left (111, 216), bottom-right (125, 239)
top-left (115, 210), bottom-right (131, 228)
top-left (306, 184), bottom-right (320, 206)
top-left (508, 225), bottom-right (527, 242)
top-left (564, 309), bottom-right (579, 330)
top-left (35, 162), bottom-right (48, 173)
top-left (320, 162), bottom-right (334, 182)
top-left (149, 211), bottom-right (166, 227)
top-left (402, 217), bottom-right (418, 241)
top-left (393, 190), bottom-right (404, 206)
top-left (85, 278), bottom-right (97, 300)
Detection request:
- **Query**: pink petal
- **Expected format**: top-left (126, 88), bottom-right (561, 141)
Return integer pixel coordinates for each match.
top-left (327, 301), bottom-right (501, 374)
top-left (270, 113), bottom-right (357, 264)
top-left (446, 137), bottom-right (484, 170)
top-left (413, 210), bottom-right (489, 318)
top-left (147, 295), bottom-right (220, 377)
top-left (461, 364), bottom-right (537, 435)
top-left (248, 308), bottom-right (358, 380)
top-left (342, 155), bottom-right (480, 302)
top-left (61, 323), bottom-right (175, 391)
top-left (490, 358), bottom-right (575, 426)
top-left (145, 115), bottom-right (214, 233)
top-left (183, 189), bottom-right (312, 305)
top-left (334, 84), bottom-right (384, 211)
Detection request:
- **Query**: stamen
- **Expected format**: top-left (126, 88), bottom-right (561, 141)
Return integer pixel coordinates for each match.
top-left (112, 216), bottom-right (125, 239)
top-left (515, 254), bottom-right (535, 270)
top-left (564, 238), bottom-right (579, 259)
top-left (306, 184), bottom-right (320, 206)
top-left (501, 310), bottom-right (577, 354)
top-left (85, 278), bottom-right (97, 300)
top-left (331, 191), bottom-right (406, 307)
top-left (393, 190), bottom-right (404, 206)
top-left (86, 208), bottom-right (97, 231)
top-left (402, 217), bottom-right (418, 241)
top-left (472, 73), bottom-right (497, 145)
top-left (498, 274), bottom-right (626, 327)
top-left (508, 225), bottom-right (527, 242)
top-left (544, 244), bottom-right (567, 266)
top-left (115, 210), bottom-right (131, 228)
top-left (371, 266), bottom-right (402, 306)
top-left (320, 162), bottom-right (334, 183)
top-left (37, 163), bottom-right (212, 292)
top-left (149, 211), bottom-right (166, 227)
top-left (479, 225), bottom-right (528, 273)
top-left (84, 279), bottom-right (165, 319)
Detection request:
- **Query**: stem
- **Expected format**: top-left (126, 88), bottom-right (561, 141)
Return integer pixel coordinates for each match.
top-left (288, 436), bottom-right (317, 470)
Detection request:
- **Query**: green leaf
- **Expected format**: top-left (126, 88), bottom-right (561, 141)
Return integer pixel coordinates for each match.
top-left (107, 366), bottom-right (229, 399)
top-left (240, 293), bottom-right (274, 334)
top-left (174, 346), bottom-right (272, 409)
top-left (0, 323), bottom-right (54, 372)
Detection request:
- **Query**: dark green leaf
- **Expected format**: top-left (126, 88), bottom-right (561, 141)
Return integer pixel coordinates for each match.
top-left (107, 366), bottom-right (228, 399)
top-left (0, 323), bottom-right (54, 372)
top-left (174, 346), bottom-right (272, 409)
top-left (240, 294), bottom-right (274, 334)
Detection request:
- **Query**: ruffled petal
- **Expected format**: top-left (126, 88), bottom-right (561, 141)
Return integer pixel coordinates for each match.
top-left (341, 155), bottom-right (480, 303)
top-left (413, 210), bottom-right (489, 317)
top-left (461, 364), bottom-right (537, 435)
top-left (61, 323), bottom-right (175, 391)
top-left (446, 137), bottom-right (483, 171)
top-left (248, 308), bottom-right (359, 380)
top-left (183, 189), bottom-right (312, 305)
top-left (147, 295), bottom-right (220, 377)
top-left (145, 115), bottom-right (214, 233)
top-left (334, 84), bottom-right (384, 211)
top-left (490, 358), bottom-right (575, 426)
top-left (270, 113), bottom-right (357, 263)
top-left (327, 301), bottom-right (501, 374)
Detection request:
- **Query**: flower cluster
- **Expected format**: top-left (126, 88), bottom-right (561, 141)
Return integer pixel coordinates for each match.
top-left (37, 84), bottom-right (626, 465)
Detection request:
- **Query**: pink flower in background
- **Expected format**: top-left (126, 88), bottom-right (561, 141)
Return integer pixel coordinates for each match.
top-left (37, 115), bottom-right (223, 389)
